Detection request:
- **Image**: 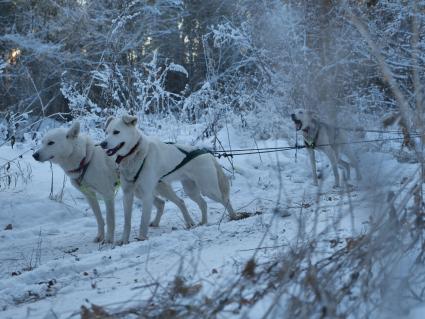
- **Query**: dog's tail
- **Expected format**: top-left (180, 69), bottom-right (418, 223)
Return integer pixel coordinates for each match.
top-left (213, 158), bottom-right (236, 217)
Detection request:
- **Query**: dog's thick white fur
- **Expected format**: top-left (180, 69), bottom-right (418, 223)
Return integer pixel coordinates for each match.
top-left (33, 122), bottom-right (194, 245)
top-left (33, 122), bottom-right (118, 243)
top-left (101, 115), bottom-right (236, 243)
top-left (290, 109), bottom-right (362, 187)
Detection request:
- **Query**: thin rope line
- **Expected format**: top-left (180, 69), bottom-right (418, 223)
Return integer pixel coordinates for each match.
top-left (1, 133), bottom-right (421, 165)
top-left (213, 134), bottom-right (422, 158)
top-left (213, 133), bottom-right (422, 154)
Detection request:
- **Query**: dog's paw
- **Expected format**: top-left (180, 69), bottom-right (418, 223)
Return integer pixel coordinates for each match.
top-left (149, 222), bottom-right (160, 228)
top-left (93, 234), bottom-right (105, 243)
top-left (185, 221), bottom-right (196, 228)
top-left (102, 237), bottom-right (114, 245)
top-left (135, 236), bottom-right (148, 241)
top-left (115, 239), bottom-right (129, 246)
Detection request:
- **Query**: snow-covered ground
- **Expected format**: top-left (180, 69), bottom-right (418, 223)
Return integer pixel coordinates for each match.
top-left (0, 123), bottom-right (421, 318)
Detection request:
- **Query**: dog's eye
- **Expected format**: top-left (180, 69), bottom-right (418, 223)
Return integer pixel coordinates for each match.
top-left (113, 130), bottom-right (120, 135)
top-left (47, 141), bottom-right (55, 146)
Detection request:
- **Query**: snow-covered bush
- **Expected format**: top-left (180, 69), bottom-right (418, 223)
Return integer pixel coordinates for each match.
top-left (61, 51), bottom-right (188, 125)
top-left (133, 51), bottom-right (187, 115)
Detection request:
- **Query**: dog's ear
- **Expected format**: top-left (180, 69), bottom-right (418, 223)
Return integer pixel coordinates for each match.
top-left (122, 115), bottom-right (137, 127)
top-left (66, 122), bottom-right (80, 139)
top-left (104, 116), bottom-right (114, 131)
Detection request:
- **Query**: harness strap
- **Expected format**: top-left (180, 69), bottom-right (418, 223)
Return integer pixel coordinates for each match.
top-left (123, 143), bottom-right (210, 184)
top-left (116, 139), bottom-right (141, 164)
top-left (68, 144), bottom-right (93, 187)
top-left (75, 161), bottom-right (90, 186)
top-left (161, 147), bottom-right (211, 180)
top-left (131, 156), bottom-right (146, 183)
top-left (67, 157), bottom-right (88, 174)
top-left (116, 140), bottom-right (146, 183)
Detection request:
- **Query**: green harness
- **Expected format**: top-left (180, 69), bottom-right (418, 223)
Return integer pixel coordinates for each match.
top-left (79, 179), bottom-right (121, 199)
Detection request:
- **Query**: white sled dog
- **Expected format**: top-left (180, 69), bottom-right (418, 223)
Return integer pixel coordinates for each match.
top-left (100, 115), bottom-right (237, 243)
top-left (33, 122), bottom-right (195, 245)
top-left (290, 109), bottom-right (362, 187)
top-left (33, 122), bottom-right (118, 243)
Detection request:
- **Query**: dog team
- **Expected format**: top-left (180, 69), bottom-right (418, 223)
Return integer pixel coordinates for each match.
top-left (32, 111), bottom-right (361, 244)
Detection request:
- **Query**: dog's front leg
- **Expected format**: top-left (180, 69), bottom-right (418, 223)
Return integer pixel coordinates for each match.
top-left (323, 148), bottom-right (340, 187)
top-left (345, 149), bottom-right (362, 181)
top-left (307, 148), bottom-right (319, 186)
top-left (338, 159), bottom-right (351, 181)
top-left (121, 181), bottom-right (134, 245)
top-left (104, 197), bottom-right (115, 244)
top-left (82, 191), bottom-right (105, 242)
top-left (71, 180), bottom-right (105, 242)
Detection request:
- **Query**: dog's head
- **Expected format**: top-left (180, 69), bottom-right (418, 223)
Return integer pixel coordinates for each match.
top-left (100, 115), bottom-right (139, 157)
top-left (290, 109), bottom-right (317, 134)
top-left (32, 122), bottom-right (80, 163)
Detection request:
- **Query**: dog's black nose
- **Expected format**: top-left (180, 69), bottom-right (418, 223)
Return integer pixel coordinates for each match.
top-left (100, 141), bottom-right (108, 149)
top-left (32, 152), bottom-right (40, 161)
top-left (290, 114), bottom-right (296, 120)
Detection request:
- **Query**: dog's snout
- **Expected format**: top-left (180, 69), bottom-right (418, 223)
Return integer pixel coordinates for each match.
top-left (32, 152), bottom-right (40, 161)
top-left (100, 141), bottom-right (108, 149)
top-left (290, 114), bottom-right (296, 120)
